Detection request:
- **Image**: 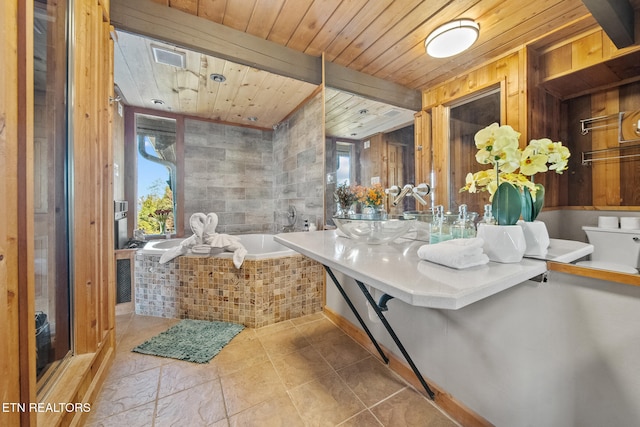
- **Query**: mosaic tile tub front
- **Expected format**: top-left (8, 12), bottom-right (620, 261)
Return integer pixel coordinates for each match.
top-left (135, 253), bottom-right (324, 328)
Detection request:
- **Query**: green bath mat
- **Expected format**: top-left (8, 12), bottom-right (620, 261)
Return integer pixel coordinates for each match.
top-left (132, 319), bottom-right (244, 363)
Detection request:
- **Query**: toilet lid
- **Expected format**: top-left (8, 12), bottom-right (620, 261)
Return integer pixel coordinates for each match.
top-left (575, 260), bottom-right (639, 275)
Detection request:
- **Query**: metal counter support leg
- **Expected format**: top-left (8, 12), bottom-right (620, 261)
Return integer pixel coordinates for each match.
top-left (324, 266), bottom-right (389, 364)
top-left (354, 279), bottom-right (435, 400)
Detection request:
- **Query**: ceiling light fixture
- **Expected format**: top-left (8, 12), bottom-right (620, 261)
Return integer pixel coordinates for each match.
top-left (151, 98), bottom-right (165, 105)
top-left (425, 19), bottom-right (479, 58)
top-left (210, 73), bottom-right (226, 83)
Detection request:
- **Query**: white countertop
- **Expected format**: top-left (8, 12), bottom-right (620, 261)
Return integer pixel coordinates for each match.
top-left (274, 231), bottom-right (593, 310)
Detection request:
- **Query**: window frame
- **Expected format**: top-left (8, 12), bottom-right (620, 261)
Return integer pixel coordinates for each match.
top-left (124, 107), bottom-right (185, 237)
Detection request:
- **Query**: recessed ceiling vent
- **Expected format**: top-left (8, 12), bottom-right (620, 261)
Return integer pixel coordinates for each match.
top-left (384, 109), bottom-right (402, 117)
top-left (151, 45), bottom-right (186, 68)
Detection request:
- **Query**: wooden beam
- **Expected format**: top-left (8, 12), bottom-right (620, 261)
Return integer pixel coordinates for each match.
top-left (110, 0), bottom-right (322, 85)
top-left (581, 0), bottom-right (635, 48)
top-left (110, 0), bottom-right (421, 111)
top-left (324, 61), bottom-right (421, 111)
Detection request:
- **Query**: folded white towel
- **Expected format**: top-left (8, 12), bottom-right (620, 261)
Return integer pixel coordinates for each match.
top-left (158, 212), bottom-right (247, 268)
top-left (417, 238), bottom-right (489, 269)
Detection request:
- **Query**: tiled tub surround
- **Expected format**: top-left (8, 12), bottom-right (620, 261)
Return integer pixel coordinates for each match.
top-left (182, 92), bottom-right (324, 235)
top-left (135, 252), bottom-right (323, 328)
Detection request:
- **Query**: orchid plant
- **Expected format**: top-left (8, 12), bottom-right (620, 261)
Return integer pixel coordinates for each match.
top-left (460, 123), bottom-right (570, 225)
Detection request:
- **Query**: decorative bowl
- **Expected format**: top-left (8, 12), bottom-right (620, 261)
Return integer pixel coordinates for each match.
top-left (332, 214), bottom-right (416, 244)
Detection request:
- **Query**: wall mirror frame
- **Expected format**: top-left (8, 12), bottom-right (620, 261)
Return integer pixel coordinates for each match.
top-left (429, 80), bottom-right (507, 214)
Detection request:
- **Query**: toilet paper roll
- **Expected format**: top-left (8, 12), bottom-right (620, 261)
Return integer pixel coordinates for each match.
top-left (598, 216), bottom-right (619, 229)
top-left (620, 217), bottom-right (640, 230)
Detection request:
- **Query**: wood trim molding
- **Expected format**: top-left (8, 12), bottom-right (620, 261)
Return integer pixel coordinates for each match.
top-left (322, 307), bottom-right (493, 427)
top-left (17, 1), bottom-right (37, 424)
top-left (547, 261), bottom-right (640, 286)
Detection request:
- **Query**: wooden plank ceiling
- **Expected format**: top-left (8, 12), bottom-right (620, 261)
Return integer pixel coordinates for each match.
top-left (115, 0), bottom-right (640, 137)
top-left (114, 30), bottom-right (317, 130)
top-left (153, 0), bottom-right (595, 90)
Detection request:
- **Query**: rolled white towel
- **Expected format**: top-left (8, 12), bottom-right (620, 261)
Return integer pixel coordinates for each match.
top-left (417, 238), bottom-right (489, 269)
top-left (159, 234), bottom-right (198, 264)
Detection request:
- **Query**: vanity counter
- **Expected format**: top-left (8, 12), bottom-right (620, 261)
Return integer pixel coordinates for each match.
top-left (275, 231), bottom-right (592, 310)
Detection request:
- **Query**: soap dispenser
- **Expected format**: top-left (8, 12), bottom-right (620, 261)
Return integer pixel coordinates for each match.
top-left (482, 204), bottom-right (496, 225)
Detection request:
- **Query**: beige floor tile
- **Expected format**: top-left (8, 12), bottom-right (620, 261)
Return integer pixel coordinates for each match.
top-left (116, 321), bottom-right (180, 354)
top-left (312, 333), bottom-right (372, 371)
top-left (155, 379), bottom-right (227, 426)
top-left (338, 410), bottom-right (384, 427)
top-left (336, 357), bottom-right (407, 407)
top-left (220, 360), bottom-right (286, 416)
top-left (106, 350), bottom-right (170, 381)
top-left (290, 311), bottom-right (325, 326)
top-left (295, 317), bottom-right (345, 345)
top-left (258, 327), bottom-right (311, 358)
top-left (288, 371), bottom-right (365, 427)
top-left (227, 327), bottom-right (258, 345)
top-left (84, 401), bottom-right (155, 427)
top-left (211, 419), bottom-right (230, 427)
top-left (212, 336), bottom-right (270, 377)
top-left (254, 319), bottom-right (295, 337)
top-left (90, 367), bottom-right (160, 420)
top-left (271, 345), bottom-right (333, 389)
top-left (370, 389), bottom-right (458, 427)
top-left (94, 313), bottom-right (459, 427)
top-left (158, 360), bottom-right (220, 398)
top-left (228, 390), bottom-right (304, 427)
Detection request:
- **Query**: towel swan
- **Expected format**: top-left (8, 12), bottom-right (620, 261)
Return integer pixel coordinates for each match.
top-left (159, 213), bottom-right (247, 268)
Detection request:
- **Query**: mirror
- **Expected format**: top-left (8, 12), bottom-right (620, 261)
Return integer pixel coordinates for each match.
top-left (324, 88), bottom-right (417, 224)
top-left (448, 88), bottom-right (501, 215)
top-left (114, 30), bottom-right (323, 235)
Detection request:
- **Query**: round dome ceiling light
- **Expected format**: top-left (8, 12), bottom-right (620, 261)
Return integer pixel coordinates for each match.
top-left (210, 73), bottom-right (226, 83)
top-left (425, 19), bottom-right (479, 58)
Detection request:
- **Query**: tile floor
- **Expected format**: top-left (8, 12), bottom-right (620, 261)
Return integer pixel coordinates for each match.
top-left (86, 312), bottom-right (459, 426)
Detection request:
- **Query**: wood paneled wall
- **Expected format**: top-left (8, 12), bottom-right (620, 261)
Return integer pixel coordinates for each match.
top-left (563, 82), bottom-right (640, 207)
top-left (2, 0), bottom-right (34, 425)
top-left (421, 52), bottom-right (521, 209)
top-left (420, 23), bottom-right (640, 212)
top-left (529, 22), bottom-right (640, 209)
top-left (2, 1), bottom-right (115, 426)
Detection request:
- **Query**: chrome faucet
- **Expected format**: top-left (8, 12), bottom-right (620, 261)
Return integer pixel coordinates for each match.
top-left (385, 183), bottom-right (431, 206)
top-left (280, 205), bottom-right (297, 232)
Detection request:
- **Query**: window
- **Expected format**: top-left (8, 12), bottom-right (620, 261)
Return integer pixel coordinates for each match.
top-left (336, 141), bottom-right (355, 185)
top-left (135, 114), bottom-right (177, 235)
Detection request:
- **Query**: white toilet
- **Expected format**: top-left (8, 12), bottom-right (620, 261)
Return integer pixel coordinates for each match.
top-left (577, 226), bottom-right (640, 274)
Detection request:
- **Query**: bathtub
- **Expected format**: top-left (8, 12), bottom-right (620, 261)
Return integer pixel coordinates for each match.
top-left (139, 233), bottom-right (296, 259)
top-left (134, 233), bottom-right (323, 327)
